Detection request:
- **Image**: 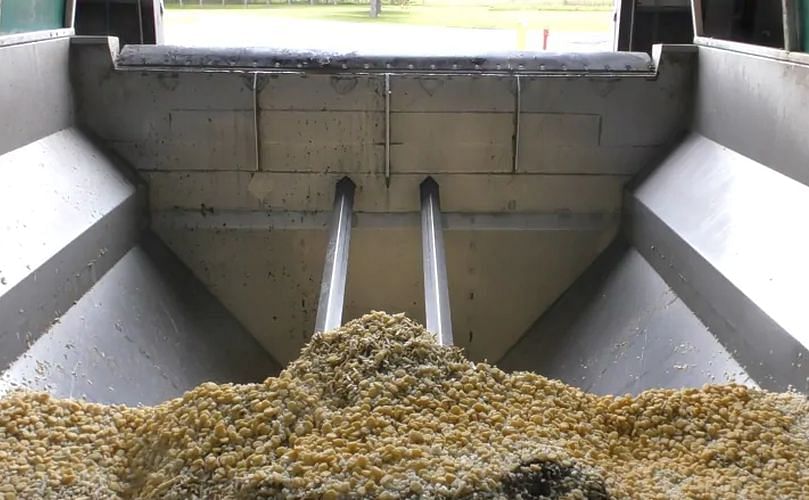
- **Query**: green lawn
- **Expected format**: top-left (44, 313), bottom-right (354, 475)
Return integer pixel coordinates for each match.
top-left (166, 4), bottom-right (613, 32)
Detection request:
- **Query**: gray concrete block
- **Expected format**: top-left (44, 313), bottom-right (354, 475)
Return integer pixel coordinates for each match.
top-left (518, 144), bottom-right (662, 174)
top-left (392, 75), bottom-right (514, 112)
top-left (0, 238), bottom-right (281, 404)
top-left (145, 171), bottom-right (263, 211)
top-left (147, 171), bottom-right (629, 214)
top-left (154, 225), bottom-right (327, 365)
top-left (628, 133), bottom-right (809, 392)
top-left (259, 74), bottom-right (384, 111)
top-left (521, 77), bottom-right (689, 147)
top-left (498, 241), bottom-right (754, 394)
top-left (390, 112), bottom-right (513, 173)
top-left (260, 110), bottom-right (384, 173)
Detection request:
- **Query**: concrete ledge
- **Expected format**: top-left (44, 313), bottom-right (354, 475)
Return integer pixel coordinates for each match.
top-left (626, 133), bottom-right (809, 392)
top-left (0, 128), bottom-right (143, 370)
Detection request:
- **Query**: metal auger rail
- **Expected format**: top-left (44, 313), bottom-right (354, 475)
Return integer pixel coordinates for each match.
top-left (420, 178), bottom-right (453, 347)
top-left (314, 177), bottom-right (355, 334)
top-left (313, 177), bottom-right (454, 346)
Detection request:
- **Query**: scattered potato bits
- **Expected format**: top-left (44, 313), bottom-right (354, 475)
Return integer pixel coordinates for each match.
top-left (0, 311), bottom-right (808, 498)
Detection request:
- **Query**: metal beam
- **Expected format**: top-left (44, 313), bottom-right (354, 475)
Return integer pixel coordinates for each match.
top-left (384, 73), bottom-right (392, 186)
top-left (512, 75), bottom-right (521, 174)
top-left (782, 0), bottom-right (801, 52)
top-left (64, 0), bottom-right (77, 28)
top-left (152, 210), bottom-right (618, 233)
top-left (690, 0), bottom-right (704, 39)
top-left (314, 177), bottom-right (355, 333)
top-left (420, 178), bottom-right (453, 346)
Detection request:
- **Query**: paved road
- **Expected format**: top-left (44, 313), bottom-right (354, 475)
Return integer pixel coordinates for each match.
top-left (164, 14), bottom-right (612, 53)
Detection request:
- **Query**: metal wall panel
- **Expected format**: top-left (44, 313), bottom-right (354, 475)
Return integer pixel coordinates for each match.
top-left (0, 37), bottom-right (72, 155)
top-left (70, 40), bottom-right (696, 363)
top-left (0, 0), bottom-right (65, 34)
top-left (259, 74), bottom-right (384, 111)
top-left (694, 46), bottom-right (809, 188)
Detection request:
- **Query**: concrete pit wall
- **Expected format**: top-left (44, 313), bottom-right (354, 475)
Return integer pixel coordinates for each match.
top-left (71, 39), bottom-right (696, 364)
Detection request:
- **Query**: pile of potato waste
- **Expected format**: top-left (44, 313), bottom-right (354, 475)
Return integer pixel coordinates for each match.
top-left (0, 311), bottom-right (807, 498)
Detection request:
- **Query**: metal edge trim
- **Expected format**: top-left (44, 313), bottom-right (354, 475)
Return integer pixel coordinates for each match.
top-left (695, 35), bottom-right (809, 66)
top-left (0, 28), bottom-right (74, 48)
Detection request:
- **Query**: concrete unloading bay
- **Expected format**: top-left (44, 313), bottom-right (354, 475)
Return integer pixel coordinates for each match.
top-left (1, 0), bottom-right (809, 497)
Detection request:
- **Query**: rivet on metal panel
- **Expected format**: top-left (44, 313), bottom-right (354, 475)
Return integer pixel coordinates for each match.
top-left (782, 0), bottom-right (800, 52)
top-left (384, 73), bottom-right (392, 187)
top-left (512, 75), bottom-right (521, 174)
